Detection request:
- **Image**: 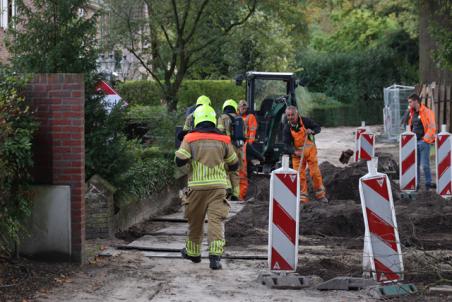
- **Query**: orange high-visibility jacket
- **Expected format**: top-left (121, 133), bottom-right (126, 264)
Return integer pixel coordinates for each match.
top-left (241, 112), bottom-right (257, 143)
top-left (408, 104), bottom-right (436, 144)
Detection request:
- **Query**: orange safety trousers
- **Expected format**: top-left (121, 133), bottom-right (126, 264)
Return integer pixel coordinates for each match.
top-left (239, 143), bottom-right (248, 200)
top-left (291, 144), bottom-right (325, 203)
top-left (289, 116), bottom-right (325, 203)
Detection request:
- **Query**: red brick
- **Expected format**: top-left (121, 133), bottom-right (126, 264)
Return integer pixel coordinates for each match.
top-left (71, 105), bottom-right (83, 111)
top-left (63, 112), bottom-right (81, 118)
top-left (49, 90), bottom-right (71, 97)
top-left (52, 120), bottom-right (71, 125)
top-left (52, 147), bottom-right (71, 153)
top-left (59, 126), bottom-right (82, 133)
top-left (71, 91), bottom-right (82, 97)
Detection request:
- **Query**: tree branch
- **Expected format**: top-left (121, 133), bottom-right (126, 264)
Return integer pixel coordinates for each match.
top-left (171, 0), bottom-right (181, 33)
top-left (184, 0), bottom-right (209, 43)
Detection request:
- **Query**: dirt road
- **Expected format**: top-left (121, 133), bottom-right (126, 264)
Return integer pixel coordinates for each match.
top-left (5, 125), bottom-right (451, 301)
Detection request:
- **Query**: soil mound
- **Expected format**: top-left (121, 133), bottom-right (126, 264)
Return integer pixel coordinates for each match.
top-left (226, 161), bottom-right (452, 249)
top-left (320, 152), bottom-right (399, 202)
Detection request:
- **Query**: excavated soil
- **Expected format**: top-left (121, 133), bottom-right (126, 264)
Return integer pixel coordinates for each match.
top-left (226, 160), bottom-right (452, 250)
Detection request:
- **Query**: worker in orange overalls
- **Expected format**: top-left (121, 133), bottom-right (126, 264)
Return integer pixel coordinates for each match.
top-left (283, 105), bottom-right (328, 203)
top-left (237, 100), bottom-right (258, 200)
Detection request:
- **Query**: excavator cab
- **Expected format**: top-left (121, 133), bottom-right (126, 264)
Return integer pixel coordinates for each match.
top-left (235, 71), bottom-right (299, 174)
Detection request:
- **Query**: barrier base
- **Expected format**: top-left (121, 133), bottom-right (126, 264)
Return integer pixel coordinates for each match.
top-left (257, 272), bottom-right (322, 289)
top-left (367, 283), bottom-right (417, 299)
top-left (317, 277), bottom-right (377, 291)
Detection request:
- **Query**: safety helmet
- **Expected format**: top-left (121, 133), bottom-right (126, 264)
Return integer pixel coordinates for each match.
top-left (222, 99), bottom-right (238, 111)
top-left (196, 95), bottom-right (211, 107)
top-left (193, 105), bottom-right (216, 127)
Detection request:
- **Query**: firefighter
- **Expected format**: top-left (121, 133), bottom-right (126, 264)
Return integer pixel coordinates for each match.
top-left (283, 105), bottom-right (328, 203)
top-left (238, 99), bottom-right (258, 200)
top-left (406, 93), bottom-right (436, 190)
top-left (175, 105), bottom-right (239, 270)
top-left (177, 95), bottom-right (212, 141)
top-left (217, 99), bottom-right (244, 201)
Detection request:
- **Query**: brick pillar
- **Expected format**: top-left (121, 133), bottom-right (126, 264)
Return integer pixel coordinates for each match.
top-left (25, 74), bottom-right (85, 263)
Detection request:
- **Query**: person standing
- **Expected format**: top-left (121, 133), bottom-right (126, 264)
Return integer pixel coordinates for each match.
top-left (175, 105), bottom-right (239, 270)
top-left (218, 99), bottom-right (244, 201)
top-left (407, 93), bottom-right (436, 190)
top-left (283, 105), bottom-right (328, 203)
top-left (237, 100), bottom-right (258, 200)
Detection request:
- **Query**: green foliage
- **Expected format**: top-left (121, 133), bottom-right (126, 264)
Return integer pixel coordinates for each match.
top-left (188, 0), bottom-right (308, 78)
top-left (297, 47), bottom-right (416, 125)
top-left (7, 0), bottom-right (98, 73)
top-left (125, 105), bottom-right (180, 150)
top-left (118, 80), bottom-right (245, 112)
top-left (0, 68), bottom-right (37, 256)
top-left (430, 1), bottom-right (452, 71)
top-left (85, 99), bottom-right (135, 183)
top-left (115, 157), bottom-right (174, 205)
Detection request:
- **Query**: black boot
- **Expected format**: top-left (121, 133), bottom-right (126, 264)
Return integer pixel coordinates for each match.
top-left (181, 248), bottom-right (201, 263)
top-left (209, 255), bottom-right (222, 270)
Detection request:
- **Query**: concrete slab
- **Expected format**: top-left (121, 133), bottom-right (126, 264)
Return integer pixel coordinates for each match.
top-left (257, 272), bottom-right (323, 289)
top-left (367, 283), bottom-right (417, 299)
top-left (19, 185), bottom-right (71, 260)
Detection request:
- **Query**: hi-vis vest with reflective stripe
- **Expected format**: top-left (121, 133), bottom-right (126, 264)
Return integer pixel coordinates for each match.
top-left (408, 104), bottom-right (436, 144)
top-left (175, 131), bottom-right (238, 189)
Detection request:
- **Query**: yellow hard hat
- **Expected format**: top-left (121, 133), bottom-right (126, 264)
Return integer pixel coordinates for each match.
top-left (196, 95), bottom-right (211, 106)
top-left (222, 99), bottom-right (238, 111)
top-left (193, 105), bottom-right (216, 127)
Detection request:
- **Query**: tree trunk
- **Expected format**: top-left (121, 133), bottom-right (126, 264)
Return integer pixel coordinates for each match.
top-left (419, 0), bottom-right (452, 84)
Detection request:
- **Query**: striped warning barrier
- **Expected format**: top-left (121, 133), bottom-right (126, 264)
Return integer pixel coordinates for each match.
top-left (399, 127), bottom-right (417, 192)
top-left (436, 124), bottom-right (452, 198)
top-left (354, 121), bottom-right (367, 162)
top-left (359, 133), bottom-right (375, 161)
top-left (268, 155), bottom-right (300, 272)
top-left (359, 158), bottom-right (404, 282)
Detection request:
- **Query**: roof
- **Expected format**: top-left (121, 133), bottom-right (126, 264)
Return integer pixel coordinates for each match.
top-left (245, 71), bottom-right (296, 80)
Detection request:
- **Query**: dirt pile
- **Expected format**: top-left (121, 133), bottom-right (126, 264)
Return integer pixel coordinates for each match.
top-left (226, 161), bottom-right (452, 250)
top-left (320, 152), bottom-right (399, 202)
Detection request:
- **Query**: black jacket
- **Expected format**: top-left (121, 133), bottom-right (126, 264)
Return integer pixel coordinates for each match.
top-left (282, 116), bottom-right (321, 154)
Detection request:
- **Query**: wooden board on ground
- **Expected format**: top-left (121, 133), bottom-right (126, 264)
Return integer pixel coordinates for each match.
top-left (127, 234), bottom-right (207, 250)
top-left (142, 251), bottom-right (267, 260)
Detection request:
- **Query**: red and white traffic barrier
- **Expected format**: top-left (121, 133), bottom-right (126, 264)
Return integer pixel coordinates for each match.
top-left (359, 158), bottom-right (404, 282)
top-left (358, 132), bottom-right (375, 161)
top-left (354, 121), bottom-right (367, 162)
top-left (436, 124), bottom-right (452, 198)
top-left (268, 155), bottom-right (300, 272)
top-left (399, 126), bottom-right (417, 192)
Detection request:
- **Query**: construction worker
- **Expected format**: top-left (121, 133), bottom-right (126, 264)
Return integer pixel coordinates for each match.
top-left (406, 93), bottom-right (436, 190)
top-left (217, 99), bottom-right (244, 201)
top-left (175, 105), bottom-right (239, 270)
top-left (238, 99), bottom-right (258, 200)
top-left (283, 105), bottom-right (328, 203)
top-left (177, 95), bottom-right (212, 141)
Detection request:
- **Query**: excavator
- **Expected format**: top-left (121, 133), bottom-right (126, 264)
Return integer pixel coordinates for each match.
top-left (235, 71), bottom-right (300, 174)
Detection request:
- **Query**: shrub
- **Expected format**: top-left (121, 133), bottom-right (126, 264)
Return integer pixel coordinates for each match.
top-left (114, 157), bottom-right (175, 206)
top-left (117, 80), bottom-right (245, 112)
top-left (0, 69), bottom-right (37, 256)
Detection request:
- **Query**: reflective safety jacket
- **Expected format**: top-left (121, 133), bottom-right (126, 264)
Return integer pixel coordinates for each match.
top-left (175, 128), bottom-right (239, 189)
top-left (240, 112), bottom-right (258, 143)
top-left (408, 104), bottom-right (436, 144)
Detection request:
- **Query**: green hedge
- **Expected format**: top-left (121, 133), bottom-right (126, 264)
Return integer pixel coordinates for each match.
top-left (117, 80), bottom-right (245, 112)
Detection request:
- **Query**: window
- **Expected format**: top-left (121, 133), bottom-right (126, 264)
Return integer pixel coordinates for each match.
top-left (0, 0), bottom-right (15, 29)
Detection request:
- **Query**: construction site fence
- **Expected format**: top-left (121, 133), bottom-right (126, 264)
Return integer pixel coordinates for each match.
top-left (416, 82), bottom-right (452, 132)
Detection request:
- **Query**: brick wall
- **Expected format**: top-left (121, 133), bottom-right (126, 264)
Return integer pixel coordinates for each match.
top-left (25, 74), bottom-right (86, 263)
